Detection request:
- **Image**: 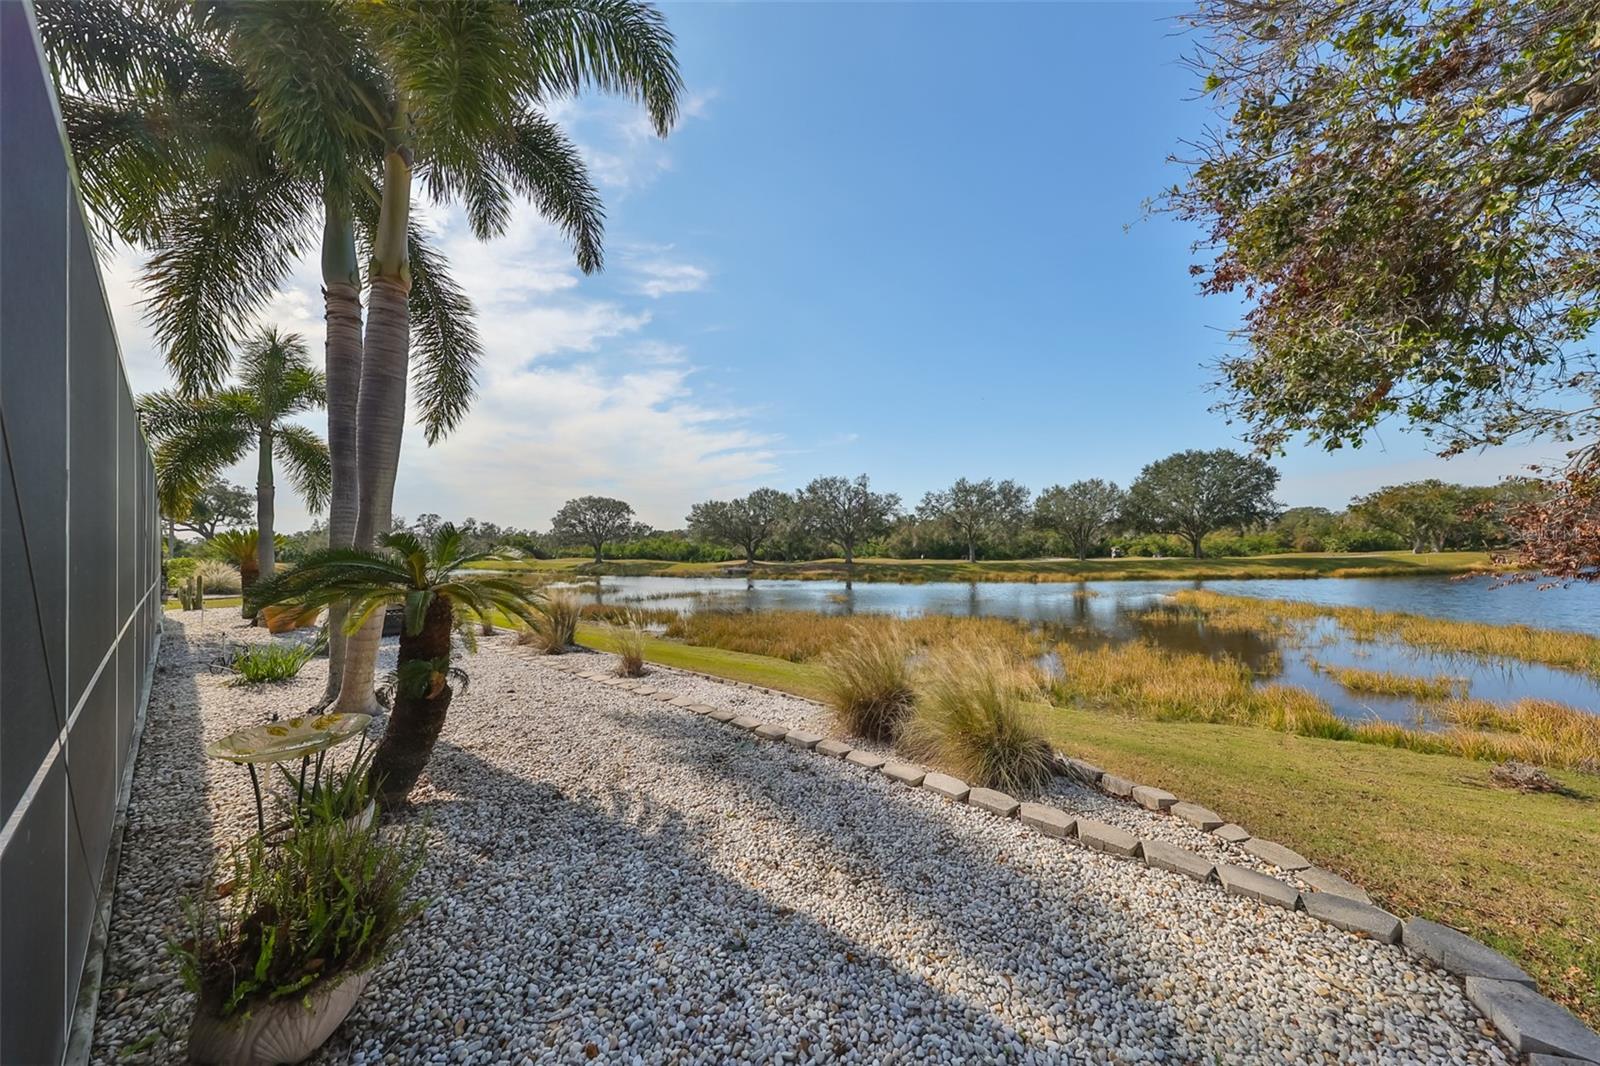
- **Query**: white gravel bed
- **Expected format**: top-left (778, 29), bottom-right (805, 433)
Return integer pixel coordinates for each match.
top-left (93, 614), bottom-right (1512, 1065)
top-left (553, 651), bottom-right (1312, 885)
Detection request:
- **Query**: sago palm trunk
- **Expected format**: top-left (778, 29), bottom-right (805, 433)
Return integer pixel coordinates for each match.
top-left (371, 594), bottom-right (454, 808)
top-left (334, 147), bottom-right (412, 715)
top-left (251, 427), bottom-right (275, 619)
top-left (321, 193), bottom-right (363, 703)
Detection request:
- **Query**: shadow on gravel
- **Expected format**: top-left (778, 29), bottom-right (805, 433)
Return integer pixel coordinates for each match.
top-left (338, 733), bottom-right (1049, 1063)
top-left (90, 614), bottom-right (217, 1062)
top-left (594, 704), bottom-right (1196, 1051)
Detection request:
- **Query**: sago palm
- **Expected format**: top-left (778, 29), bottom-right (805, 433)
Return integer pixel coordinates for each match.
top-left (245, 525), bottom-right (544, 808)
top-left (203, 529), bottom-right (286, 590)
top-left (139, 328), bottom-right (331, 608)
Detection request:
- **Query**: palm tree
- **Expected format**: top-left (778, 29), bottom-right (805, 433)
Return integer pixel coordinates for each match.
top-left (40, 1), bottom-right (680, 713)
top-left (245, 525), bottom-right (544, 808)
top-left (205, 529), bottom-right (270, 589)
top-left (139, 328), bottom-right (331, 611)
top-left (312, 1), bottom-right (684, 714)
top-left (38, 0), bottom-right (478, 702)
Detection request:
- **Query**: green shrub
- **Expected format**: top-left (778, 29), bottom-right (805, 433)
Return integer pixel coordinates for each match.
top-left (228, 641), bottom-right (316, 684)
top-left (819, 626), bottom-right (916, 741)
top-left (521, 589), bottom-right (580, 653)
top-left (167, 557), bottom-right (199, 589)
top-left (172, 807), bottom-right (425, 1019)
top-left (900, 644), bottom-right (1055, 796)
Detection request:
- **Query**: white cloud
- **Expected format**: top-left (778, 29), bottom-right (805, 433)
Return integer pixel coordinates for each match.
top-left (397, 361), bottom-right (778, 529)
top-left (541, 89), bottom-right (716, 194)
top-left (630, 258), bottom-right (710, 298)
top-left (93, 80), bottom-right (756, 535)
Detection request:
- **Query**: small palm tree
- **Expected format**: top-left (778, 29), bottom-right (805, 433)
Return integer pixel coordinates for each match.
top-left (246, 525), bottom-right (544, 808)
top-left (140, 328), bottom-right (331, 594)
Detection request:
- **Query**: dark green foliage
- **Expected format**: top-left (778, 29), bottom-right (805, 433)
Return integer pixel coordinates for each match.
top-left (1166, 0), bottom-right (1600, 458)
top-left (1123, 449), bottom-right (1281, 559)
top-left (228, 641), bottom-right (316, 685)
top-left (173, 811), bottom-right (425, 1019)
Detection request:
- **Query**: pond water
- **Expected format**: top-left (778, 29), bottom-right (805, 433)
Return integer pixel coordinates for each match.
top-left (571, 574), bottom-right (1600, 725)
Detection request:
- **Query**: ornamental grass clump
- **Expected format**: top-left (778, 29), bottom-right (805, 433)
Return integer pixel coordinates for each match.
top-left (900, 644), bottom-right (1055, 796)
top-left (522, 589), bottom-right (581, 654)
top-left (173, 808), bottom-right (425, 1025)
top-left (819, 626), bottom-right (916, 741)
top-left (615, 615), bottom-right (647, 677)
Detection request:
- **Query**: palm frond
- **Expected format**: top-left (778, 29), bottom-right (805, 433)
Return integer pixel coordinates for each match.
top-left (516, 0), bottom-right (684, 136)
top-left (147, 391), bottom-right (254, 502)
top-left (37, 0), bottom-right (214, 98)
top-left (494, 111), bottom-right (604, 273)
top-left (407, 229), bottom-right (482, 444)
top-left (198, 0), bottom-right (385, 185)
top-left (142, 170), bottom-right (318, 393)
top-left (275, 423), bottom-right (332, 514)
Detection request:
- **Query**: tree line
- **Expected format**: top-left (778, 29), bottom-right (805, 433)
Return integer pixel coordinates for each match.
top-left (242, 450), bottom-right (1534, 565)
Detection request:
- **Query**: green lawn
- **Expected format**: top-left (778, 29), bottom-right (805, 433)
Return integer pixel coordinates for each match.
top-left (575, 626), bottom-right (1600, 1025)
top-left (472, 550), bottom-right (1497, 583)
top-left (163, 595), bottom-right (244, 611)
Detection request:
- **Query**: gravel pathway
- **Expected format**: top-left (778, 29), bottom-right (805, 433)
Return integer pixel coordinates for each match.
top-left (92, 612), bottom-right (1513, 1065)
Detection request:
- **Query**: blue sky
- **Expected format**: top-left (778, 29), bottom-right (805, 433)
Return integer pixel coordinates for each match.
top-left (104, 1), bottom-right (1558, 532)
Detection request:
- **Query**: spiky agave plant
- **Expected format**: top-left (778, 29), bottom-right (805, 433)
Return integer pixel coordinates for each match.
top-left (246, 525), bottom-right (543, 808)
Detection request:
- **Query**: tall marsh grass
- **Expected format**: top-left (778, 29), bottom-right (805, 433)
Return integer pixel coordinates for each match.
top-left (1169, 591), bottom-right (1600, 676)
top-left (899, 645), bottom-right (1055, 795)
top-left (663, 610), bottom-right (1037, 663)
top-left (819, 626), bottom-right (916, 741)
top-left (1050, 639), bottom-right (1599, 773)
top-left (1429, 697), bottom-right (1600, 771)
top-left (1308, 661), bottom-right (1469, 700)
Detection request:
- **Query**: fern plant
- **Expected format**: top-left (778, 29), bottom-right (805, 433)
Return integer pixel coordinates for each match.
top-left (173, 808), bottom-right (425, 1020)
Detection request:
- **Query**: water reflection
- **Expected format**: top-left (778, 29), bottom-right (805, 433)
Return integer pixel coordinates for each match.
top-left (568, 574), bottom-right (1600, 726)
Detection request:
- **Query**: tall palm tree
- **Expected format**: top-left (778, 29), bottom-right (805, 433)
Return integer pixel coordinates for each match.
top-left (245, 525), bottom-right (544, 807)
top-left (307, 0), bottom-right (684, 714)
top-left (41, 0), bottom-right (484, 701)
top-left (139, 328), bottom-right (332, 602)
top-left (39, 1), bottom-right (673, 712)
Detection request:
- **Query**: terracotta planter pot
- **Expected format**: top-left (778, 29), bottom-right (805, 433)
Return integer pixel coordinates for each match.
top-left (187, 968), bottom-right (372, 1065)
top-left (261, 604), bottom-right (322, 633)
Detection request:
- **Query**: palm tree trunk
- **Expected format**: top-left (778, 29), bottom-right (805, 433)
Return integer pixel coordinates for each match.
top-left (371, 594), bottom-right (453, 808)
top-left (251, 427), bottom-right (275, 619)
top-left (321, 192), bottom-right (363, 704)
top-left (334, 147), bottom-right (413, 715)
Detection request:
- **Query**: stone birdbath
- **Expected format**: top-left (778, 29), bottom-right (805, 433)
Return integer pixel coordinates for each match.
top-left (205, 712), bottom-right (372, 837)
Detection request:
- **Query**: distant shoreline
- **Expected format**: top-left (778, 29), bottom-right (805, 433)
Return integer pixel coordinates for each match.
top-left (464, 550), bottom-right (1502, 584)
